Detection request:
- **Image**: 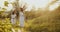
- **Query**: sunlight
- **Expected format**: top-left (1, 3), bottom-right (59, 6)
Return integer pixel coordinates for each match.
top-left (7, 4), bottom-right (13, 11)
top-left (0, 0), bottom-right (60, 11)
top-left (21, 0), bottom-right (60, 11)
top-left (49, 3), bottom-right (59, 11)
top-left (49, 0), bottom-right (60, 11)
top-left (0, 0), bottom-right (4, 8)
top-left (21, 0), bottom-right (49, 10)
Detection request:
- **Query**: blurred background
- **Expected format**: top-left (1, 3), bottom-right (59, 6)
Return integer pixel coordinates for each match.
top-left (0, 0), bottom-right (60, 32)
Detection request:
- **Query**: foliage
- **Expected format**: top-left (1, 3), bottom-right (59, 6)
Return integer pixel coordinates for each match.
top-left (25, 6), bottom-right (60, 32)
top-left (0, 18), bottom-right (12, 32)
top-left (4, 1), bottom-right (9, 6)
top-left (25, 9), bottom-right (49, 20)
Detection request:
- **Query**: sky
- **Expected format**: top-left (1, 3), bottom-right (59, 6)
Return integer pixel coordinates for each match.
top-left (0, 0), bottom-right (60, 11)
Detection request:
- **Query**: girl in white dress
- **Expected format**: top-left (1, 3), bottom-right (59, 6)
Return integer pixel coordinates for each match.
top-left (19, 8), bottom-right (25, 28)
top-left (11, 11), bottom-right (16, 32)
top-left (11, 11), bottom-right (16, 25)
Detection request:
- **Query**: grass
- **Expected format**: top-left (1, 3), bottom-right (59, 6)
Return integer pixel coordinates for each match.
top-left (25, 10), bottom-right (60, 32)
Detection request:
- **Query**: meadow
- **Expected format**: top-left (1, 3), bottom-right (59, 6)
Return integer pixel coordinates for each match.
top-left (0, 6), bottom-right (60, 32)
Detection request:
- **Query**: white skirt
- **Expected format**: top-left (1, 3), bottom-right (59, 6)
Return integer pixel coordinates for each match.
top-left (11, 18), bottom-right (16, 25)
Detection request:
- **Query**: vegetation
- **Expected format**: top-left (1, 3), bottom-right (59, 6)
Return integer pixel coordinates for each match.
top-left (25, 6), bottom-right (60, 32)
top-left (0, 0), bottom-right (60, 32)
top-left (0, 6), bottom-right (60, 32)
top-left (0, 18), bottom-right (12, 32)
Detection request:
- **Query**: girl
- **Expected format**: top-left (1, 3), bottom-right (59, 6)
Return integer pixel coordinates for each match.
top-left (19, 8), bottom-right (25, 28)
top-left (11, 11), bottom-right (16, 25)
top-left (18, 4), bottom-right (27, 32)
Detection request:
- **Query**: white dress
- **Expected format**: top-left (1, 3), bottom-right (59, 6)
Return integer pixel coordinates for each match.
top-left (11, 14), bottom-right (16, 25)
top-left (19, 12), bottom-right (24, 27)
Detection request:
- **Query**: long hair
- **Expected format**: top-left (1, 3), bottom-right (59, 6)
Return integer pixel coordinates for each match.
top-left (12, 11), bottom-right (15, 15)
top-left (20, 8), bottom-right (24, 12)
top-left (12, 9), bottom-right (16, 15)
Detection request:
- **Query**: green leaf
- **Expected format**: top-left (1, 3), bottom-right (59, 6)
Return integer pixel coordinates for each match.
top-left (4, 1), bottom-right (9, 6)
top-left (2, 8), bottom-right (6, 11)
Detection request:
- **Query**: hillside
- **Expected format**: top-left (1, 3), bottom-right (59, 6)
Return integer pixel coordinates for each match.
top-left (25, 6), bottom-right (60, 32)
